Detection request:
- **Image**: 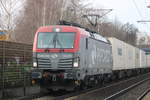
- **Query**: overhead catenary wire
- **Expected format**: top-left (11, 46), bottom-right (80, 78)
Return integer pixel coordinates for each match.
top-left (132, 0), bottom-right (143, 18)
top-left (131, 0), bottom-right (150, 32)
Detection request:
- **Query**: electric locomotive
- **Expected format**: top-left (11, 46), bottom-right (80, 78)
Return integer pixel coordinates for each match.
top-left (32, 21), bottom-right (112, 91)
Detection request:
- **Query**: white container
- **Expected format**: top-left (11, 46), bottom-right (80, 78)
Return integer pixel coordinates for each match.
top-left (108, 37), bottom-right (138, 70)
top-left (108, 38), bottom-right (125, 70)
top-left (125, 43), bottom-right (136, 69)
top-left (139, 50), bottom-right (146, 68)
top-left (135, 48), bottom-right (140, 68)
top-left (147, 54), bottom-right (150, 67)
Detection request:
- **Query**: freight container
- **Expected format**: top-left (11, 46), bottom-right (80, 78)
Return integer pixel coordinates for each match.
top-left (108, 38), bottom-right (125, 70)
top-left (147, 54), bottom-right (150, 67)
top-left (126, 42), bottom-right (135, 69)
top-left (135, 48), bottom-right (140, 68)
top-left (139, 50), bottom-right (146, 68)
top-left (108, 37), bottom-right (136, 70)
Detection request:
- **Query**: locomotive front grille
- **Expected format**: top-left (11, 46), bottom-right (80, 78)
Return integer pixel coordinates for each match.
top-left (37, 58), bottom-right (51, 68)
top-left (36, 53), bottom-right (74, 68)
top-left (37, 58), bottom-right (73, 68)
top-left (58, 58), bottom-right (73, 68)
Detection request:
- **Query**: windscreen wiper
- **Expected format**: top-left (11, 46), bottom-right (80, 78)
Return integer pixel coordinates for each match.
top-left (44, 34), bottom-right (56, 52)
top-left (44, 33), bottom-right (64, 52)
top-left (55, 35), bottom-right (64, 52)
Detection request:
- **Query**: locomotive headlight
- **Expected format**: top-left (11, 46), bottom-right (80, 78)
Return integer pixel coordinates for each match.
top-left (73, 62), bottom-right (78, 67)
top-left (33, 62), bottom-right (37, 67)
top-left (73, 57), bottom-right (79, 67)
top-left (55, 28), bottom-right (60, 32)
top-left (53, 27), bottom-right (61, 32)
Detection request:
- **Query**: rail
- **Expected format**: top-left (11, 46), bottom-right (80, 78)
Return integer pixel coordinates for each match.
top-left (137, 88), bottom-right (150, 100)
top-left (104, 75), bottom-right (150, 100)
top-left (10, 72), bottom-right (150, 100)
top-left (54, 72), bottom-right (150, 100)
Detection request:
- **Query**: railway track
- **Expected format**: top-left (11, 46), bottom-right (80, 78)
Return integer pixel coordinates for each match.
top-left (137, 88), bottom-right (150, 100)
top-left (14, 72), bottom-right (150, 100)
top-left (59, 72), bottom-right (150, 100)
top-left (14, 93), bottom-right (50, 100)
top-left (104, 76), bottom-right (150, 100)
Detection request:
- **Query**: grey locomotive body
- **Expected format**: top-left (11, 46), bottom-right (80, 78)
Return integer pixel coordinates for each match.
top-left (32, 25), bottom-right (112, 91)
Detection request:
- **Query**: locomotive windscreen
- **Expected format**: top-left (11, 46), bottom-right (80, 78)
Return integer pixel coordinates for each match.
top-left (37, 32), bottom-right (75, 49)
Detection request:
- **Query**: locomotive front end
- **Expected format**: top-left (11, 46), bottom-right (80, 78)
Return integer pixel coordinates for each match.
top-left (32, 26), bottom-right (80, 91)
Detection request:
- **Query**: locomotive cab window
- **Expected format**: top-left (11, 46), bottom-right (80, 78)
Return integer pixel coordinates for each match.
top-left (37, 32), bottom-right (75, 49)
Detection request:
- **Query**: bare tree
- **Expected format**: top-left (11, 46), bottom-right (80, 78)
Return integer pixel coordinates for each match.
top-left (11, 0), bottom-right (67, 43)
top-left (0, 0), bottom-right (25, 41)
top-left (98, 20), bottom-right (138, 46)
top-left (121, 23), bottom-right (138, 45)
top-left (11, 0), bottom-right (92, 43)
top-left (11, 0), bottom-right (138, 45)
top-left (0, 0), bottom-right (25, 30)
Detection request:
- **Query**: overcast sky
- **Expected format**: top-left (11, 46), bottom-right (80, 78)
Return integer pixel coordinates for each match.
top-left (86, 0), bottom-right (150, 35)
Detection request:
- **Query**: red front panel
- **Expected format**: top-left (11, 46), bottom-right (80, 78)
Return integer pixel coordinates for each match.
top-left (33, 25), bottom-right (81, 53)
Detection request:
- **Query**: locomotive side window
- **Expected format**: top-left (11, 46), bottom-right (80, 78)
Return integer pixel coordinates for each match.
top-left (86, 38), bottom-right (88, 49)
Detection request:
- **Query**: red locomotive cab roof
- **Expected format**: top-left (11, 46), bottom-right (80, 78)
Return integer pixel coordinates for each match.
top-left (37, 25), bottom-right (79, 33)
top-left (33, 25), bottom-right (86, 53)
top-left (33, 25), bottom-right (109, 53)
